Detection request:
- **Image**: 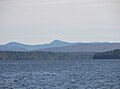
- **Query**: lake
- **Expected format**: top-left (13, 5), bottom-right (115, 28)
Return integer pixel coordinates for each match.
top-left (0, 59), bottom-right (120, 89)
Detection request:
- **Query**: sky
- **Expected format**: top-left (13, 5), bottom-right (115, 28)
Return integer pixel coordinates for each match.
top-left (0, 0), bottom-right (120, 44)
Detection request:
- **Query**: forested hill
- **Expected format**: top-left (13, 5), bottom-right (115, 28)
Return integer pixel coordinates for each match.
top-left (0, 51), bottom-right (94, 60)
top-left (93, 49), bottom-right (120, 59)
top-left (0, 49), bottom-right (120, 60)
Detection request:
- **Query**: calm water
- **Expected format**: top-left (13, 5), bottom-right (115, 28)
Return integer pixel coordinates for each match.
top-left (0, 59), bottom-right (120, 89)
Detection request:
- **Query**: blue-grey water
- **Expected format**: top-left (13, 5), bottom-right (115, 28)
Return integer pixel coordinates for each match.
top-left (0, 59), bottom-right (120, 89)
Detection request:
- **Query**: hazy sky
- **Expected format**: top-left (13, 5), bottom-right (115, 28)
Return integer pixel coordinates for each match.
top-left (0, 0), bottom-right (120, 44)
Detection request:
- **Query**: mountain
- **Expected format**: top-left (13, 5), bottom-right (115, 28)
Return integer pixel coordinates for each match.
top-left (0, 40), bottom-right (73, 51)
top-left (38, 43), bottom-right (120, 52)
top-left (0, 42), bottom-right (27, 51)
top-left (0, 40), bottom-right (120, 52)
top-left (48, 40), bottom-right (73, 47)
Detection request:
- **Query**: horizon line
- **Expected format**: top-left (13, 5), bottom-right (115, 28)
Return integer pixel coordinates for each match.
top-left (0, 40), bottom-right (120, 45)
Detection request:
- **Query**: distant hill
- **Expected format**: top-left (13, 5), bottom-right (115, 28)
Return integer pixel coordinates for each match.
top-left (0, 40), bottom-right (74, 51)
top-left (93, 49), bottom-right (120, 59)
top-left (0, 40), bottom-right (120, 52)
top-left (38, 43), bottom-right (120, 52)
top-left (0, 42), bottom-right (27, 51)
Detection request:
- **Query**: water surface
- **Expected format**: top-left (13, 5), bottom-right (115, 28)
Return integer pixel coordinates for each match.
top-left (0, 59), bottom-right (120, 89)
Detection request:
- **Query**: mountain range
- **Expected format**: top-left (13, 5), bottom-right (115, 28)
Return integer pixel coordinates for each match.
top-left (0, 40), bottom-right (120, 52)
top-left (0, 40), bottom-right (74, 51)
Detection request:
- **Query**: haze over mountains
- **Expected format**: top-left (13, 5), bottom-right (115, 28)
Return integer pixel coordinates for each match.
top-left (0, 40), bottom-right (120, 52)
top-left (0, 40), bottom-right (74, 51)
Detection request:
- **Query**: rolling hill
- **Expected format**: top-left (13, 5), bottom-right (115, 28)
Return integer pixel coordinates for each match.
top-left (0, 40), bottom-right (74, 51)
top-left (38, 43), bottom-right (120, 52)
top-left (93, 49), bottom-right (120, 59)
top-left (0, 40), bottom-right (120, 52)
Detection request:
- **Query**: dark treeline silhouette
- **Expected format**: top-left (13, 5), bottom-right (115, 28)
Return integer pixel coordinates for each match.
top-left (0, 51), bottom-right (94, 60)
top-left (0, 49), bottom-right (120, 60)
top-left (93, 49), bottom-right (120, 59)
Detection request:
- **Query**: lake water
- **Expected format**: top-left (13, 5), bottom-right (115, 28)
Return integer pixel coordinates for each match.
top-left (0, 59), bottom-right (120, 89)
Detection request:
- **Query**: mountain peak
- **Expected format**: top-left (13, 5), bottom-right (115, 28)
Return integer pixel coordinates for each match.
top-left (53, 39), bottom-right (61, 42)
top-left (5, 42), bottom-right (24, 46)
top-left (50, 40), bottom-right (69, 44)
